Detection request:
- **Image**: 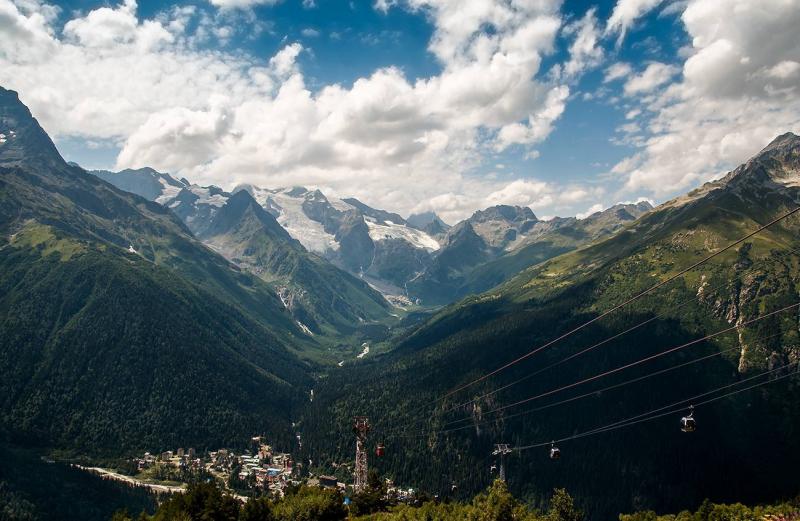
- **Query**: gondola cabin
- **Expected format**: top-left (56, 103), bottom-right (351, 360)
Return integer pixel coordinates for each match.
top-left (549, 442), bottom-right (561, 460)
top-left (680, 406), bottom-right (696, 433)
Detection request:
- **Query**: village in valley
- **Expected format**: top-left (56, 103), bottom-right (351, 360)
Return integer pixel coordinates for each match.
top-left (88, 433), bottom-right (418, 503)
top-left (122, 436), bottom-right (304, 498)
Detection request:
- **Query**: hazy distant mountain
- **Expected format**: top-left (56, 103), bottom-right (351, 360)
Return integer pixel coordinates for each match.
top-left (407, 202), bottom-right (653, 304)
top-left (89, 167), bottom-right (187, 203)
top-left (407, 211), bottom-right (451, 239)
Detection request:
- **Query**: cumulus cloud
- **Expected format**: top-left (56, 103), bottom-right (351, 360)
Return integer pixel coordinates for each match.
top-left (559, 7), bottom-right (604, 80)
top-left (612, 0), bottom-right (800, 195)
top-left (605, 0), bottom-right (663, 45)
top-left (575, 203), bottom-right (603, 219)
top-left (0, 0), bottom-right (597, 221)
top-left (623, 62), bottom-right (678, 95)
top-left (603, 62), bottom-right (632, 83)
top-left (208, 0), bottom-right (280, 9)
top-left (409, 179), bottom-right (603, 223)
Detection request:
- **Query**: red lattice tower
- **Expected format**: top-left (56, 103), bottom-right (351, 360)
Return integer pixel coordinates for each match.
top-left (353, 416), bottom-right (370, 492)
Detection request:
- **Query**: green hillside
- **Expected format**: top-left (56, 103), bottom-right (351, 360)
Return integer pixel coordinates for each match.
top-left (0, 86), bottom-right (314, 452)
top-left (299, 134), bottom-right (800, 518)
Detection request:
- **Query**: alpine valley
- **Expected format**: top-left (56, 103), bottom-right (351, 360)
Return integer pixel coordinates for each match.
top-left (2, 82), bottom-right (799, 521)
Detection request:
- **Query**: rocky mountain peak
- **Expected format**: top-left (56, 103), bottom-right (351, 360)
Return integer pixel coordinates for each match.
top-left (716, 132), bottom-right (800, 189)
top-left (407, 211), bottom-right (444, 227)
top-left (470, 204), bottom-right (537, 224)
top-left (343, 197), bottom-right (406, 226)
top-left (203, 189), bottom-right (292, 242)
top-left (663, 132), bottom-right (800, 211)
top-left (759, 131), bottom-right (800, 155)
top-left (753, 132), bottom-right (800, 184)
top-left (407, 211), bottom-right (450, 238)
top-left (462, 204), bottom-right (539, 250)
top-left (0, 87), bottom-right (65, 169)
top-left (285, 186), bottom-right (308, 197)
top-left (599, 200), bottom-right (654, 221)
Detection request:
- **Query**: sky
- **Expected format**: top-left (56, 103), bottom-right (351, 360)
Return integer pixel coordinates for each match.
top-left (1, 0), bottom-right (799, 223)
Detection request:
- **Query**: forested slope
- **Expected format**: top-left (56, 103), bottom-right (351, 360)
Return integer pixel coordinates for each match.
top-left (0, 87), bottom-right (313, 452)
top-left (298, 134), bottom-right (800, 518)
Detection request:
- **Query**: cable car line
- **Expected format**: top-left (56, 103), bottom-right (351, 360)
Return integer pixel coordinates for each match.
top-left (441, 244), bottom-right (800, 418)
top-left (456, 301), bottom-right (799, 421)
top-left (380, 243), bottom-right (800, 437)
top-left (556, 365), bottom-right (798, 446)
top-left (512, 360), bottom-right (799, 452)
top-left (431, 206), bottom-right (800, 406)
top-left (435, 329), bottom-right (788, 431)
top-left (573, 359), bottom-right (797, 440)
top-left (391, 329), bottom-right (786, 439)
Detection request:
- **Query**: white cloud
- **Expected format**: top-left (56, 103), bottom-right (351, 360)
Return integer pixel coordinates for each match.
top-left (575, 203), bottom-right (603, 219)
top-left (605, 0), bottom-right (663, 45)
top-left (625, 108), bottom-right (641, 119)
top-left (613, 0), bottom-right (800, 195)
top-left (373, 0), bottom-right (397, 13)
top-left (486, 179), bottom-right (549, 207)
top-left (408, 179), bottom-right (602, 223)
top-left (268, 42), bottom-right (303, 77)
top-left (300, 27), bottom-right (319, 37)
top-left (658, 0), bottom-right (688, 17)
top-left (766, 60), bottom-right (800, 80)
top-left (0, 0), bottom-right (593, 221)
top-left (208, 0), bottom-right (279, 9)
top-left (603, 62), bottom-right (632, 83)
top-left (63, 0), bottom-right (140, 48)
top-left (623, 62), bottom-right (679, 95)
top-left (560, 7), bottom-right (604, 80)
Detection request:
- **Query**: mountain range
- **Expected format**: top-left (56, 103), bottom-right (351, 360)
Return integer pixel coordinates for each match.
top-left (3, 84), bottom-right (800, 518)
top-left (300, 132), bottom-right (800, 516)
top-left (90, 166), bottom-right (653, 307)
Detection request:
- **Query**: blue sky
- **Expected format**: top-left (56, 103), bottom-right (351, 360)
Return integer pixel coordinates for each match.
top-left (2, 0), bottom-right (798, 222)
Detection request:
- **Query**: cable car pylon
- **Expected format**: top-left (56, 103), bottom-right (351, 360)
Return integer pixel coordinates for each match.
top-left (492, 443), bottom-right (513, 482)
top-left (353, 416), bottom-right (370, 492)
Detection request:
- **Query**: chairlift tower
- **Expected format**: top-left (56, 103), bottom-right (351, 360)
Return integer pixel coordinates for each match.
top-left (492, 443), bottom-right (513, 482)
top-left (353, 416), bottom-right (370, 492)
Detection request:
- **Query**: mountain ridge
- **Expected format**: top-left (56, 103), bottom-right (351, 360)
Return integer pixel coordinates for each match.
top-left (0, 85), bottom-right (314, 452)
top-left (90, 166), bottom-right (657, 307)
top-left (301, 131), bottom-right (800, 518)
top-left (201, 189), bottom-right (392, 338)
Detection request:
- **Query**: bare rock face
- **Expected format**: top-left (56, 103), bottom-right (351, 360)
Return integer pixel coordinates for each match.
top-left (407, 211), bottom-right (451, 239)
top-left (302, 189), bottom-right (345, 234)
top-left (465, 205), bottom-right (539, 250)
top-left (335, 210), bottom-right (375, 273)
top-left (0, 87), bottom-right (64, 169)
